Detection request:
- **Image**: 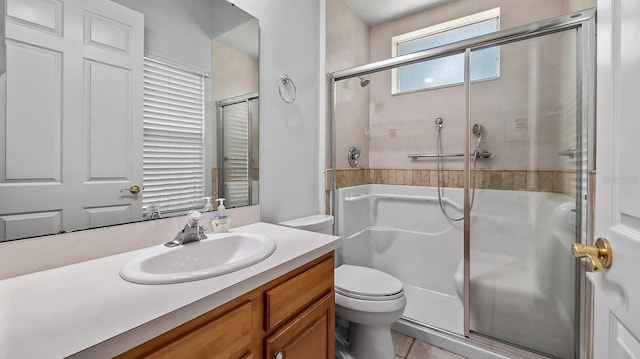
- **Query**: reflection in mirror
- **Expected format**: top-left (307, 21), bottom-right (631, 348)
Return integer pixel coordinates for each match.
top-left (0, 0), bottom-right (4, 75)
top-left (217, 93), bottom-right (259, 209)
top-left (0, 0), bottom-right (259, 242)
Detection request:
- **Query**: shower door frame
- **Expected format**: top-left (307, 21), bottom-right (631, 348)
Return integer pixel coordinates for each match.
top-left (216, 92), bottom-right (259, 208)
top-left (329, 9), bottom-right (596, 359)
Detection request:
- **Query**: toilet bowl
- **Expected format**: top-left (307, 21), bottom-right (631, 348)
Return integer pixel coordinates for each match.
top-left (335, 264), bottom-right (406, 359)
top-left (279, 214), bottom-right (406, 359)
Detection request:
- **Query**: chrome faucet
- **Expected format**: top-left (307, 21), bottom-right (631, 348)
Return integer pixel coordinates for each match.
top-left (143, 204), bottom-right (163, 220)
top-left (165, 224), bottom-right (207, 247)
top-left (164, 210), bottom-right (207, 247)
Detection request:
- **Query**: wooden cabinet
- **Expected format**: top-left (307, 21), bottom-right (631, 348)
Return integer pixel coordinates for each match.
top-left (265, 256), bottom-right (334, 331)
top-left (116, 253), bottom-right (335, 359)
top-left (265, 293), bottom-right (335, 359)
top-left (141, 301), bottom-right (254, 359)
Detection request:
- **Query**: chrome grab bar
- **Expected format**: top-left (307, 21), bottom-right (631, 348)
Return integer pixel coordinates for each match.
top-left (408, 153), bottom-right (464, 159)
top-left (408, 151), bottom-right (492, 159)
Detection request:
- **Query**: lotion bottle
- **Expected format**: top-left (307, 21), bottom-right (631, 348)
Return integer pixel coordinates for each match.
top-left (212, 198), bottom-right (230, 232)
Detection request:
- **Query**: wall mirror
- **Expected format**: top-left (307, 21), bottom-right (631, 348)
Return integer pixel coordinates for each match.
top-left (0, 0), bottom-right (259, 242)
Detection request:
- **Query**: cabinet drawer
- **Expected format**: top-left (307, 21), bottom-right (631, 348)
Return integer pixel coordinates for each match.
top-left (145, 300), bottom-right (253, 359)
top-left (265, 257), bottom-right (334, 330)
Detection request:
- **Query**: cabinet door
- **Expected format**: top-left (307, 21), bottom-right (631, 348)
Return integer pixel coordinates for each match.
top-left (265, 292), bottom-right (335, 359)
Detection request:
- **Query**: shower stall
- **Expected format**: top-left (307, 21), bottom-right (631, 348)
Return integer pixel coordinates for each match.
top-left (329, 9), bottom-right (594, 359)
top-left (216, 93), bottom-right (259, 208)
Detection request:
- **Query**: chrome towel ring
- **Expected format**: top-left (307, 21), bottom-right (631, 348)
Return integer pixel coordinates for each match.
top-left (278, 74), bottom-right (297, 103)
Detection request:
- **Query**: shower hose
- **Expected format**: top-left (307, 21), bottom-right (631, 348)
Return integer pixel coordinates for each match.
top-left (435, 129), bottom-right (478, 221)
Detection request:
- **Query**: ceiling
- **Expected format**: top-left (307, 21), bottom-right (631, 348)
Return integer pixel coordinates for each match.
top-left (211, 1), bottom-right (259, 58)
top-left (211, 0), bottom-right (453, 58)
top-left (215, 19), bottom-right (259, 59)
top-left (211, 0), bottom-right (255, 38)
top-left (346, 0), bottom-right (451, 26)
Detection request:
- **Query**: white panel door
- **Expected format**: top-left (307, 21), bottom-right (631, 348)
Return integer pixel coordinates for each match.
top-left (0, 0), bottom-right (143, 240)
top-left (592, 1), bottom-right (640, 357)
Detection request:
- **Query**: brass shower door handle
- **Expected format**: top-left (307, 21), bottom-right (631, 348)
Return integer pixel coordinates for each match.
top-left (120, 185), bottom-right (141, 194)
top-left (571, 237), bottom-right (612, 272)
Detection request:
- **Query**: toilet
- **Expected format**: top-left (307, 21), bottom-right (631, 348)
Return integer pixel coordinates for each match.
top-left (278, 214), bottom-right (334, 234)
top-left (280, 214), bottom-right (407, 359)
top-left (334, 264), bottom-right (406, 359)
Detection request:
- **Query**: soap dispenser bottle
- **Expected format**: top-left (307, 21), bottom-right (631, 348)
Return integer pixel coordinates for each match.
top-left (212, 198), bottom-right (231, 233)
top-left (202, 197), bottom-right (214, 212)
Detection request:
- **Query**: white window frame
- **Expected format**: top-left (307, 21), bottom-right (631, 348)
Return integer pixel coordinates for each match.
top-left (391, 7), bottom-right (500, 94)
top-left (142, 57), bottom-right (206, 215)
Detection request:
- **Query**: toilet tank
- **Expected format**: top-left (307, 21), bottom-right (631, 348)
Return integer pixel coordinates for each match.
top-left (279, 214), bottom-right (334, 234)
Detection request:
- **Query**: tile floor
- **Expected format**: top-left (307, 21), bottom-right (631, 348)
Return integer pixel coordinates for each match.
top-left (392, 330), bottom-right (468, 359)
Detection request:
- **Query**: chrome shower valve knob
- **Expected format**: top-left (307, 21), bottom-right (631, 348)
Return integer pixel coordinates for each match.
top-left (348, 147), bottom-right (361, 167)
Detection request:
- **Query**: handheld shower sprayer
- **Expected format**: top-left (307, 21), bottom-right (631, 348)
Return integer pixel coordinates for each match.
top-left (435, 117), bottom-right (444, 131)
top-left (472, 123), bottom-right (483, 156)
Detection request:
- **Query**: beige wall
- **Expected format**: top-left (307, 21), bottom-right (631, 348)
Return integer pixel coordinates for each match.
top-left (326, 0), bottom-right (370, 168)
top-left (212, 40), bottom-right (259, 102)
top-left (369, 0), bottom-right (584, 171)
top-left (567, 0), bottom-right (596, 12)
top-left (330, 0), bottom-right (595, 173)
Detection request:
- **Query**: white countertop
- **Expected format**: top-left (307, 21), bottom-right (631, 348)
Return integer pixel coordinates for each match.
top-left (0, 222), bottom-right (341, 359)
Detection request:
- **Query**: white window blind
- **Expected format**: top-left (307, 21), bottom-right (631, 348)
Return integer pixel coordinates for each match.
top-left (142, 57), bottom-right (205, 214)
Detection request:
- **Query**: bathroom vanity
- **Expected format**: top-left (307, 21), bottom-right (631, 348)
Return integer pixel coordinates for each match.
top-left (117, 253), bottom-right (335, 359)
top-left (0, 222), bottom-right (341, 358)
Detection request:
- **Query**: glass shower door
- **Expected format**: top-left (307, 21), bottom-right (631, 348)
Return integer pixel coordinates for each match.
top-left (217, 95), bottom-right (259, 208)
top-left (467, 28), bottom-right (583, 358)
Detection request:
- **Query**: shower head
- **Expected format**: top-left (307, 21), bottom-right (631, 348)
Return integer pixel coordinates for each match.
top-left (472, 123), bottom-right (483, 137)
top-left (358, 76), bottom-right (370, 87)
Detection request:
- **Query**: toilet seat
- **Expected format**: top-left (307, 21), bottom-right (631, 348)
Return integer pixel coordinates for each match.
top-left (335, 265), bottom-right (404, 301)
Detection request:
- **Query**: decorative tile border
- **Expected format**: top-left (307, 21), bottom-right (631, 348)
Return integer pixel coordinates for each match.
top-left (326, 168), bottom-right (578, 195)
top-left (212, 168), bottom-right (219, 199)
top-left (212, 168), bottom-right (259, 201)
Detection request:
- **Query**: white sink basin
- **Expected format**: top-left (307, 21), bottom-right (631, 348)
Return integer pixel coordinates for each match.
top-left (120, 232), bottom-right (276, 284)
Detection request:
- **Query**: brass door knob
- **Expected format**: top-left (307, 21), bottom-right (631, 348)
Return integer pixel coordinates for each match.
top-left (120, 185), bottom-right (141, 194)
top-left (571, 237), bottom-right (612, 272)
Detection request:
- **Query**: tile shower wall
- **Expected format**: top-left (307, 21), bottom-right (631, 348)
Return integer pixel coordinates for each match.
top-left (323, 167), bottom-right (578, 215)
top-left (326, 168), bottom-right (576, 194)
top-left (330, 0), bottom-right (594, 182)
top-left (366, 0), bottom-right (577, 171)
top-left (326, 0), bottom-right (370, 169)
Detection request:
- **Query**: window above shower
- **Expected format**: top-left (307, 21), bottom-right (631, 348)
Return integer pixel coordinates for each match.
top-left (391, 8), bottom-right (501, 94)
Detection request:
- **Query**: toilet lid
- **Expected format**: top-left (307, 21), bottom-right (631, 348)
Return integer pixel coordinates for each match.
top-left (335, 265), bottom-right (403, 299)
